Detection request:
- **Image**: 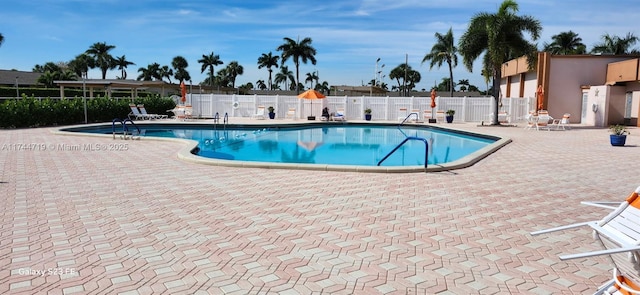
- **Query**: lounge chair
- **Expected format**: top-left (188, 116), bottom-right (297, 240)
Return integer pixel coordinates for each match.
top-left (128, 104), bottom-right (151, 120)
top-left (498, 111), bottom-right (510, 124)
top-left (168, 105), bottom-right (186, 120)
top-left (184, 105), bottom-right (193, 120)
top-left (252, 106), bottom-right (266, 120)
top-left (332, 108), bottom-right (346, 121)
top-left (531, 186), bottom-right (640, 294)
top-left (536, 110), bottom-right (552, 131)
top-left (397, 107), bottom-right (408, 122)
top-left (551, 113), bottom-right (571, 130)
top-left (138, 104), bottom-right (168, 119)
top-left (286, 108), bottom-right (297, 120)
top-left (435, 110), bottom-right (446, 123)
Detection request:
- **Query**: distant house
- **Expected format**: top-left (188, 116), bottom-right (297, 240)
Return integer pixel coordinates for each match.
top-left (500, 52), bottom-right (640, 127)
top-left (0, 69), bottom-right (42, 87)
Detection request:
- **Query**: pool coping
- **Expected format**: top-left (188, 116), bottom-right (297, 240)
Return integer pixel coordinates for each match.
top-left (54, 121), bottom-right (512, 173)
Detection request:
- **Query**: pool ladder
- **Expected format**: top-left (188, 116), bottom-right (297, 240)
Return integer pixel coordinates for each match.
top-left (377, 116), bottom-right (429, 170)
top-left (112, 118), bottom-right (141, 140)
top-left (213, 112), bottom-right (229, 131)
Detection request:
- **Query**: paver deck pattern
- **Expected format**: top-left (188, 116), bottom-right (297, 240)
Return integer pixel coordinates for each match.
top-left (1, 120), bottom-right (638, 294)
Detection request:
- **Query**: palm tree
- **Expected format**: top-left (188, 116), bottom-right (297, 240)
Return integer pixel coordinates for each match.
top-left (0, 33), bottom-right (4, 48)
top-left (591, 32), bottom-right (639, 55)
top-left (389, 63), bottom-right (420, 95)
top-left (159, 65), bottom-right (174, 83)
top-left (114, 55), bottom-right (135, 79)
top-left (459, 0), bottom-right (541, 125)
top-left (305, 71), bottom-right (319, 89)
top-left (68, 54), bottom-right (94, 79)
top-left (276, 37), bottom-right (317, 94)
top-left (37, 71), bottom-right (57, 88)
top-left (86, 42), bottom-right (116, 79)
top-left (225, 61), bottom-right (244, 88)
top-left (198, 52), bottom-right (223, 88)
top-left (257, 52), bottom-right (279, 90)
top-left (172, 56), bottom-right (191, 83)
top-left (422, 27), bottom-right (458, 97)
top-left (457, 79), bottom-right (470, 91)
top-left (274, 65), bottom-right (294, 90)
top-left (543, 31), bottom-right (586, 55)
top-left (256, 80), bottom-right (267, 90)
top-left (137, 63), bottom-right (161, 81)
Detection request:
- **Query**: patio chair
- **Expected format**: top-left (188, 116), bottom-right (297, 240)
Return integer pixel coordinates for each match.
top-left (138, 104), bottom-right (168, 119)
top-left (332, 108), bottom-right (346, 121)
top-left (551, 113), bottom-right (571, 130)
top-left (531, 185), bottom-right (640, 294)
top-left (498, 111), bottom-right (510, 124)
top-left (286, 108), bottom-right (297, 120)
top-left (168, 105), bottom-right (186, 120)
top-left (184, 105), bottom-right (193, 120)
top-left (435, 110), bottom-right (446, 123)
top-left (536, 110), bottom-right (552, 131)
top-left (252, 106), bottom-right (266, 120)
top-left (397, 107), bottom-right (408, 122)
top-left (128, 104), bottom-right (151, 120)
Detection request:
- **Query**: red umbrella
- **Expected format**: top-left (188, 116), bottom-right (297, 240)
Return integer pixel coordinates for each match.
top-left (536, 85), bottom-right (544, 111)
top-left (180, 81), bottom-right (187, 104)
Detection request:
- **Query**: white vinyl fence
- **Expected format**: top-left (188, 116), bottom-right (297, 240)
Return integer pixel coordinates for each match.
top-left (185, 94), bottom-right (534, 123)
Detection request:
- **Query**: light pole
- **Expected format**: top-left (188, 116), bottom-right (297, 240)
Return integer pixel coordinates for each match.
top-left (371, 58), bottom-right (380, 96)
top-left (15, 77), bottom-right (19, 98)
top-left (378, 64), bottom-right (385, 87)
top-left (82, 72), bottom-right (87, 124)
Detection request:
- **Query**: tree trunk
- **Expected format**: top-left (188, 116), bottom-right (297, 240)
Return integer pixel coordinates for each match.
top-left (491, 67), bottom-right (501, 125)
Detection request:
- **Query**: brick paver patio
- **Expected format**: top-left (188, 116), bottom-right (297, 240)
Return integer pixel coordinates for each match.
top-left (1, 121), bottom-right (638, 294)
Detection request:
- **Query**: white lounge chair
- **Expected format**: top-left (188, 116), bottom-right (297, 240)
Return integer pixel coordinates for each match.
top-left (332, 108), bottom-right (346, 121)
top-left (531, 186), bottom-right (640, 294)
top-left (285, 108), bottom-right (296, 120)
top-left (397, 107), bottom-right (408, 122)
top-left (498, 111), bottom-right (510, 124)
top-left (435, 110), bottom-right (446, 123)
top-left (252, 106), bottom-right (266, 120)
top-left (551, 113), bottom-right (571, 130)
top-left (128, 104), bottom-right (151, 120)
top-left (138, 104), bottom-right (168, 119)
top-left (536, 110), bottom-right (552, 131)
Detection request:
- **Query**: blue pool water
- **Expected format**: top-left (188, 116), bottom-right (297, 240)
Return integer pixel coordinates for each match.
top-left (77, 124), bottom-right (496, 167)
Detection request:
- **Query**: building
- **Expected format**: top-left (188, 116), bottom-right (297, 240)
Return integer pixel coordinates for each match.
top-left (0, 69), bottom-right (41, 87)
top-left (500, 52), bottom-right (640, 127)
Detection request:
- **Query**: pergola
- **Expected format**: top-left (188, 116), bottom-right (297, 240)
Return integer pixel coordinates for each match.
top-left (54, 79), bottom-right (178, 99)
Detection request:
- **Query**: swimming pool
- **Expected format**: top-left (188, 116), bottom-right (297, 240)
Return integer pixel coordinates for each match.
top-left (62, 122), bottom-right (510, 172)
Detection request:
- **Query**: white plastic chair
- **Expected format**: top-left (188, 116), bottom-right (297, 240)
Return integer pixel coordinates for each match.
top-left (332, 108), bottom-right (346, 121)
top-left (531, 186), bottom-right (640, 294)
top-left (285, 108), bottom-right (296, 120)
top-left (551, 113), bottom-right (571, 130)
top-left (252, 106), bottom-right (266, 120)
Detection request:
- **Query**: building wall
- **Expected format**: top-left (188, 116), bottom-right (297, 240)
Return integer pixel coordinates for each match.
top-left (546, 56), bottom-right (631, 122)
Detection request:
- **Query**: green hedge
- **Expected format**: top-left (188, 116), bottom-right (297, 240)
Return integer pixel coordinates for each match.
top-left (0, 95), bottom-right (176, 128)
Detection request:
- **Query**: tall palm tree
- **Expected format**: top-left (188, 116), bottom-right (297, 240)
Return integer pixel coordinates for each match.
top-left (86, 42), bottom-right (116, 79)
top-left (274, 65), bottom-right (294, 90)
top-left (114, 55), bottom-right (135, 79)
top-left (0, 33), bottom-right (4, 48)
top-left (422, 27), bottom-right (458, 97)
top-left (198, 52), bottom-right (223, 88)
top-left (257, 52), bottom-right (279, 90)
top-left (459, 0), bottom-right (541, 125)
top-left (591, 32), bottom-right (639, 55)
top-left (225, 61), bottom-right (244, 88)
top-left (276, 37), bottom-right (317, 94)
top-left (172, 56), bottom-right (191, 83)
top-left (543, 31), bottom-right (586, 55)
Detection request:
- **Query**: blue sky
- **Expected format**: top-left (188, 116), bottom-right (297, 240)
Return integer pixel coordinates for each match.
top-left (1, 0), bottom-right (638, 92)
